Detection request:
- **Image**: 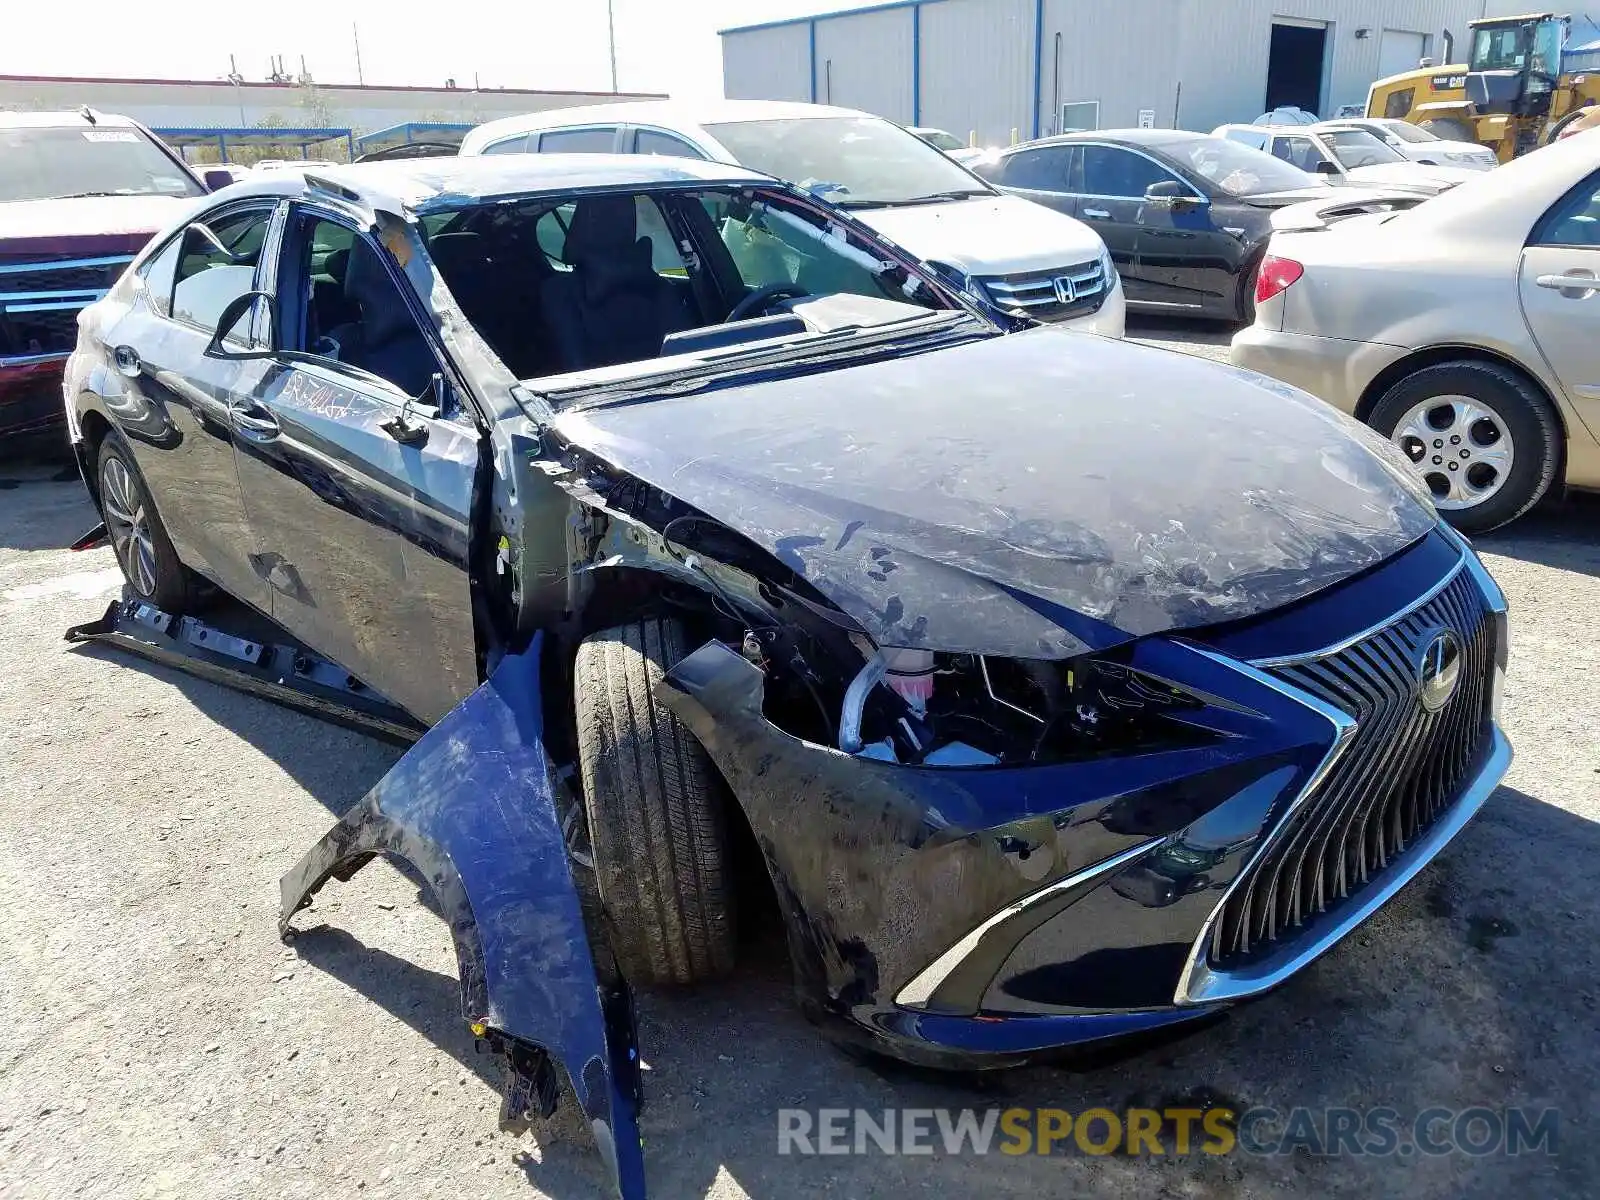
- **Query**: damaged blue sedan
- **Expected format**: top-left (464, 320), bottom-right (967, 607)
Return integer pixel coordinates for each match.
top-left (63, 155), bottom-right (1510, 1198)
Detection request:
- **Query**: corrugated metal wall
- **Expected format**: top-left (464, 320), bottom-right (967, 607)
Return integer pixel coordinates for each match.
top-left (722, 23), bottom-right (813, 103)
top-left (1038, 0), bottom-right (1184, 134)
top-left (1171, 0), bottom-right (1506, 133)
top-left (720, 0), bottom-right (1535, 142)
top-left (813, 8), bottom-right (916, 123)
top-left (919, 0), bottom-right (1036, 144)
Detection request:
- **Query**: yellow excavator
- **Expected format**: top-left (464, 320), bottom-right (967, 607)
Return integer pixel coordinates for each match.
top-left (1366, 13), bottom-right (1600, 161)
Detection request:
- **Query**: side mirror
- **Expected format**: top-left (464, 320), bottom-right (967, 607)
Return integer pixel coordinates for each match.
top-left (202, 168), bottom-right (237, 193)
top-left (1314, 160), bottom-right (1340, 176)
top-left (1145, 180), bottom-right (1204, 210)
top-left (204, 290), bottom-right (276, 360)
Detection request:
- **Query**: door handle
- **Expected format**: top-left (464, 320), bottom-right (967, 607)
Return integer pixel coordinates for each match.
top-left (1082, 207), bottom-right (1112, 220)
top-left (1535, 271), bottom-right (1599, 296)
top-left (112, 345), bottom-right (142, 378)
top-left (229, 401), bottom-right (279, 437)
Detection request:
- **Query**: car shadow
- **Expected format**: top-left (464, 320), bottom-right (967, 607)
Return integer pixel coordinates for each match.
top-left (0, 468), bottom-right (100, 552)
top-left (1476, 492), bottom-right (1600, 578)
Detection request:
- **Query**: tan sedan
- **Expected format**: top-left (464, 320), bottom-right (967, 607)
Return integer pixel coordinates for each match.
top-left (1231, 134), bottom-right (1600, 532)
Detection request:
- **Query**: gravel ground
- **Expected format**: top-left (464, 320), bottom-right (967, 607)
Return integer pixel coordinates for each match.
top-left (1, 321), bottom-right (1596, 1199)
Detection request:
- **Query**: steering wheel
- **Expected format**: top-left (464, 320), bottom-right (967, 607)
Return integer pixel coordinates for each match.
top-left (725, 282), bottom-right (810, 323)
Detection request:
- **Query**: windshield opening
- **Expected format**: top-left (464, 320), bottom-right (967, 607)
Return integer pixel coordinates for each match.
top-left (1470, 24), bottom-right (1531, 71)
top-left (703, 116), bottom-right (993, 208)
top-left (415, 184), bottom-right (968, 395)
top-left (0, 126), bottom-right (204, 204)
top-left (1320, 128), bottom-right (1405, 168)
top-left (1155, 136), bottom-right (1317, 196)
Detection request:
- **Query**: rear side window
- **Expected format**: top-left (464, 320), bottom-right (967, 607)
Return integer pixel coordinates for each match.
top-left (170, 207), bottom-right (273, 335)
top-left (1383, 90), bottom-right (1416, 120)
top-left (482, 134), bottom-right (531, 156)
top-left (634, 129), bottom-right (704, 159)
top-left (538, 128), bottom-right (618, 153)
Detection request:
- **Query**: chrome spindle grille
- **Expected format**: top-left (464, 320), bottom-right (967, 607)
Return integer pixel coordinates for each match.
top-left (1209, 569), bottom-right (1495, 968)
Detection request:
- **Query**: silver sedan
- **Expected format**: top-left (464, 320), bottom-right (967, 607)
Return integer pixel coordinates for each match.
top-left (1231, 135), bottom-right (1600, 532)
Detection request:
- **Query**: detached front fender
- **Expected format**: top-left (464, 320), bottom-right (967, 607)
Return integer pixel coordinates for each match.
top-left (278, 634), bottom-right (646, 1199)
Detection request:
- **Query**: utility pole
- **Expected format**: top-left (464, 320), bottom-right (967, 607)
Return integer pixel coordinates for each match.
top-left (607, 0), bottom-right (618, 91)
top-left (352, 23), bottom-right (365, 86)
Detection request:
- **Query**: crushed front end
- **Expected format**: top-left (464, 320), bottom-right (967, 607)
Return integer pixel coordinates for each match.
top-left (655, 526), bottom-right (1509, 1065)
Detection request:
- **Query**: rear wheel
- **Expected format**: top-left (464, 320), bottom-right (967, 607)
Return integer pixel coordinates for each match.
top-left (97, 431), bottom-right (196, 611)
top-left (574, 616), bottom-right (736, 986)
top-left (1367, 361), bottom-right (1562, 534)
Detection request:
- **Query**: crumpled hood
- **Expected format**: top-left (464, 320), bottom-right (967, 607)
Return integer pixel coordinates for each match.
top-left (0, 194), bottom-right (191, 257)
top-left (554, 326), bottom-right (1436, 659)
top-left (852, 193), bottom-right (1105, 275)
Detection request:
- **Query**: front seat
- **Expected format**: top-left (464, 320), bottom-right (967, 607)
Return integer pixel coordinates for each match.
top-left (326, 239), bottom-right (438, 397)
top-left (540, 195), bottom-right (692, 372)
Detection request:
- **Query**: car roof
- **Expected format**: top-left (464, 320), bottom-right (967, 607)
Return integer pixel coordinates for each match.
top-left (461, 99), bottom-right (876, 150)
top-left (0, 108), bottom-right (144, 130)
top-left (208, 152), bottom-right (773, 215)
top-left (1005, 128), bottom-right (1214, 152)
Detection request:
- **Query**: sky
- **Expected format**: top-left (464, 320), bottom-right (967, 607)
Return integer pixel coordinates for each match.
top-left (2, 0), bottom-right (852, 99)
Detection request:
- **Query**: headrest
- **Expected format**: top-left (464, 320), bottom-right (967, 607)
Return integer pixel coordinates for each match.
top-left (564, 195), bottom-right (640, 263)
top-left (343, 238), bottom-right (416, 348)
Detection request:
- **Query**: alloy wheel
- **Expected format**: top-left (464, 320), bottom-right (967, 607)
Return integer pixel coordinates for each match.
top-left (1391, 395), bottom-right (1515, 510)
top-left (100, 456), bottom-right (158, 596)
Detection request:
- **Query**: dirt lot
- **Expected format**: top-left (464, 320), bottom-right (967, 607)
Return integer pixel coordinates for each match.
top-left (2, 320), bottom-right (1597, 1199)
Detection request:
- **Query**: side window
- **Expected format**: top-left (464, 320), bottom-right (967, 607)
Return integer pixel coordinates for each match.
top-left (1383, 89), bottom-right (1415, 120)
top-left (536, 203), bottom-right (574, 263)
top-left (634, 129), bottom-right (705, 159)
top-left (138, 237), bottom-right (182, 317)
top-left (1274, 136), bottom-right (1329, 172)
top-left (537, 127), bottom-right (618, 153)
top-left (170, 206), bottom-right (273, 336)
top-left (1531, 173), bottom-right (1600, 246)
top-left (482, 134), bottom-right (531, 155)
top-left (1081, 147), bottom-right (1178, 198)
top-left (999, 148), bottom-right (1070, 191)
top-left (292, 214), bottom-right (437, 398)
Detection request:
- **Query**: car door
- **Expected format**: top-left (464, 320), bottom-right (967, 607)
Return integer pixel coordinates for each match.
top-left (1518, 171), bottom-right (1600, 442)
top-left (99, 202), bottom-right (280, 612)
top-left (1075, 144), bottom-right (1162, 297)
top-left (1125, 161), bottom-right (1252, 315)
top-left (228, 201), bottom-right (481, 724)
top-left (1078, 144), bottom-right (1198, 303)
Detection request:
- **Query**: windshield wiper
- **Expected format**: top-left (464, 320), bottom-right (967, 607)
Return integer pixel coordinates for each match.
top-left (55, 190), bottom-right (137, 199)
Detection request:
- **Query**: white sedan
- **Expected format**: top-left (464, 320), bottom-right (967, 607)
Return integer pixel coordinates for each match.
top-left (1316, 118), bottom-right (1499, 170)
top-left (1231, 133), bottom-right (1600, 532)
top-left (1213, 123), bottom-right (1482, 194)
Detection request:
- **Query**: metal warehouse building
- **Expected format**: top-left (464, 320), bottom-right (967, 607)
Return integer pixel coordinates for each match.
top-left (721, 0), bottom-right (1527, 143)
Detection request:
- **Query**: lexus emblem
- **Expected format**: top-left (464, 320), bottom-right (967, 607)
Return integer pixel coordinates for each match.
top-left (1052, 275), bottom-right (1078, 304)
top-left (1416, 629), bottom-right (1462, 712)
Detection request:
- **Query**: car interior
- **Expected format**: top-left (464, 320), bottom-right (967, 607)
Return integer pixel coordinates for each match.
top-left (286, 186), bottom-right (950, 391)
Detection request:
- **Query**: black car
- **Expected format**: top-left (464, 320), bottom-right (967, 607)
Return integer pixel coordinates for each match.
top-left (974, 129), bottom-right (1332, 319)
top-left (64, 155), bottom-right (1509, 1198)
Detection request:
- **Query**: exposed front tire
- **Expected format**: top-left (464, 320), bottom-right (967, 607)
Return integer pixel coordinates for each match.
top-left (96, 430), bottom-right (196, 611)
top-left (1367, 361), bottom-right (1562, 534)
top-left (575, 616), bottom-right (736, 986)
